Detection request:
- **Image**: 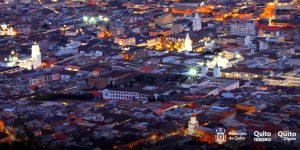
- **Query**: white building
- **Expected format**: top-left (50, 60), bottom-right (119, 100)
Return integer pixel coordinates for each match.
top-left (201, 64), bottom-right (208, 76)
top-left (186, 114), bottom-right (199, 135)
top-left (0, 24), bottom-right (15, 36)
top-left (192, 13), bottom-right (202, 31)
top-left (56, 41), bottom-right (80, 56)
top-left (213, 65), bottom-right (222, 78)
top-left (181, 33), bottom-right (193, 54)
top-left (31, 44), bottom-right (42, 69)
top-left (0, 43), bottom-right (42, 70)
top-left (230, 22), bottom-right (256, 36)
top-left (102, 89), bottom-right (148, 101)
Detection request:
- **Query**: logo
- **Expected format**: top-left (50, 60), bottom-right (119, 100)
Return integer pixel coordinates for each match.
top-left (215, 127), bottom-right (227, 144)
top-left (277, 131), bottom-right (297, 141)
top-left (253, 131), bottom-right (272, 142)
top-left (228, 130), bottom-right (247, 141)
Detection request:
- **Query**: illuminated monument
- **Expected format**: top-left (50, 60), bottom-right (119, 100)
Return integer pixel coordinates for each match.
top-left (182, 33), bottom-right (193, 54)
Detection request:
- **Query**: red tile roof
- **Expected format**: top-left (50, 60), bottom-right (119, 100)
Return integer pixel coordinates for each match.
top-left (255, 24), bottom-right (294, 31)
top-left (90, 90), bottom-right (101, 97)
top-left (52, 133), bottom-right (68, 140)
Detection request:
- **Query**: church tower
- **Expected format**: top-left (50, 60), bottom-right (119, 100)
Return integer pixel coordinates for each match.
top-left (183, 33), bottom-right (193, 54)
top-left (192, 13), bottom-right (201, 31)
top-left (213, 64), bottom-right (222, 78)
top-left (201, 63), bottom-right (208, 76)
top-left (31, 43), bottom-right (42, 69)
top-left (186, 114), bottom-right (199, 135)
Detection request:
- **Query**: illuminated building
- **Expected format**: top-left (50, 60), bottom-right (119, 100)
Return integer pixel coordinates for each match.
top-left (0, 23), bottom-right (16, 36)
top-left (102, 89), bottom-right (148, 101)
top-left (263, 77), bottom-right (300, 87)
top-left (204, 40), bottom-right (215, 50)
top-left (0, 121), bottom-right (4, 132)
top-left (136, 37), bottom-right (161, 47)
top-left (121, 46), bottom-right (148, 61)
top-left (154, 13), bottom-right (173, 27)
top-left (186, 114), bottom-right (199, 135)
top-left (221, 67), bottom-right (268, 80)
top-left (97, 31), bottom-right (113, 39)
top-left (233, 12), bottom-right (253, 21)
top-left (230, 22), bottom-right (256, 36)
top-left (192, 13), bottom-right (202, 31)
top-left (114, 36), bottom-right (136, 46)
top-left (185, 115), bottom-right (215, 144)
top-left (260, 0), bottom-right (298, 18)
top-left (31, 44), bottom-right (42, 69)
top-left (0, 43), bottom-right (42, 70)
top-left (196, 6), bottom-right (212, 13)
top-left (213, 65), bottom-right (221, 78)
top-left (236, 103), bottom-right (257, 114)
top-left (260, 2), bottom-right (276, 19)
top-left (109, 25), bottom-right (125, 36)
top-left (256, 24), bottom-right (295, 39)
top-left (56, 41), bottom-right (80, 56)
top-left (171, 8), bottom-right (194, 14)
top-left (181, 33), bottom-right (193, 54)
top-left (149, 29), bottom-right (173, 37)
top-left (205, 55), bottom-right (230, 69)
top-left (201, 64), bottom-right (208, 76)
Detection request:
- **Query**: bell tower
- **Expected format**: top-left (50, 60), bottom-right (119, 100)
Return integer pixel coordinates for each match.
top-left (192, 13), bottom-right (202, 31)
top-left (186, 114), bottom-right (199, 135)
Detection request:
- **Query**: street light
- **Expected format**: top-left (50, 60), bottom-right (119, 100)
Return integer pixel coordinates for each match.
top-left (90, 17), bottom-right (96, 23)
top-left (83, 16), bottom-right (88, 22)
top-left (188, 68), bottom-right (198, 77)
top-left (82, 15), bottom-right (109, 25)
top-left (103, 17), bottom-right (109, 22)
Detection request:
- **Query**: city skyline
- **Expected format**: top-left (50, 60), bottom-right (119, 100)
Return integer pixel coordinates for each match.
top-left (0, 0), bottom-right (299, 149)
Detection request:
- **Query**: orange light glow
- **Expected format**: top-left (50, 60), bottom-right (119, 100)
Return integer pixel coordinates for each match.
top-left (260, 2), bottom-right (276, 19)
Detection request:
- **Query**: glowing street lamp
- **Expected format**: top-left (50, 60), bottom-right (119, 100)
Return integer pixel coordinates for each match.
top-left (83, 15), bottom-right (108, 25)
top-left (83, 16), bottom-right (88, 22)
top-left (103, 17), bottom-right (109, 22)
top-left (188, 68), bottom-right (198, 76)
top-left (90, 17), bottom-right (96, 23)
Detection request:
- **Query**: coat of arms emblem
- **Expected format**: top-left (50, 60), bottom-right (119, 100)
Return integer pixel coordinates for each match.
top-left (215, 127), bottom-right (227, 144)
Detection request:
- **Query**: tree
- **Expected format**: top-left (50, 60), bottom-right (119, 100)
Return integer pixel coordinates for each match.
top-left (213, 48), bottom-right (223, 54)
top-left (203, 51), bottom-right (214, 56)
top-left (41, 23), bottom-right (50, 30)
